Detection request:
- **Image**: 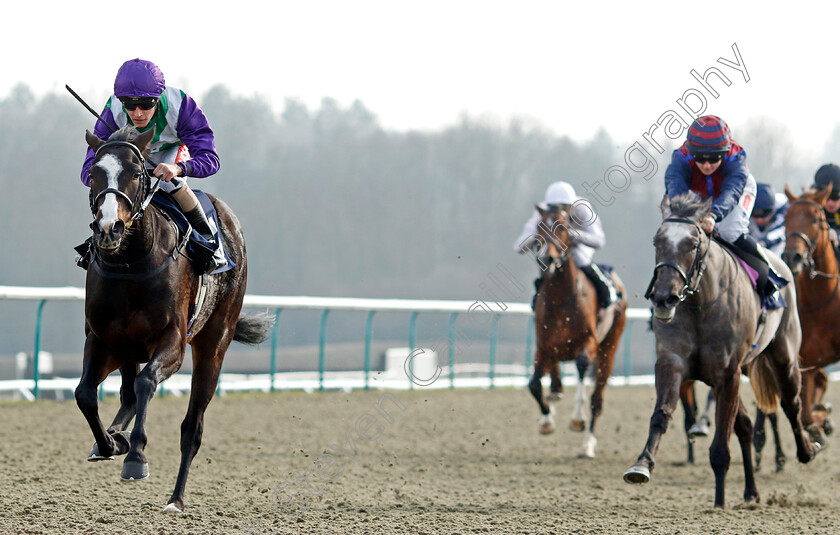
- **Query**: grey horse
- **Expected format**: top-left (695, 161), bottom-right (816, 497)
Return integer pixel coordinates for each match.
top-left (623, 193), bottom-right (817, 507)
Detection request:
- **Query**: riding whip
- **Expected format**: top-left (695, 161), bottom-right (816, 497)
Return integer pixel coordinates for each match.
top-left (65, 84), bottom-right (117, 133)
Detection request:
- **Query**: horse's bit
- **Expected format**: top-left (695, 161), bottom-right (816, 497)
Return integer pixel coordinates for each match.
top-left (645, 217), bottom-right (710, 302)
top-left (786, 199), bottom-right (839, 280)
top-left (89, 140), bottom-right (161, 226)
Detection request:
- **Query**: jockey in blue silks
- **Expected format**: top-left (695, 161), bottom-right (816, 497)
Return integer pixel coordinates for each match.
top-left (749, 183), bottom-right (788, 257)
top-left (664, 115), bottom-right (786, 308)
top-left (80, 58), bottom-right (225, 274)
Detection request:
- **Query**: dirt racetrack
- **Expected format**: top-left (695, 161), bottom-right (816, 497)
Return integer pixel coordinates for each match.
top-left (1, 384), bottom-right (839, 535)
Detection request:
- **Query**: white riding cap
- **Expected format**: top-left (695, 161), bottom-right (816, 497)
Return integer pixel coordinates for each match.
top-left (540, 181), bottom-right (577, 208)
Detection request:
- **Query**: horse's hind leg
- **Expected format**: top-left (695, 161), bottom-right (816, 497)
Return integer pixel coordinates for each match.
top-left (570, 351), bottom-right (591, 432)
top-left (107, 363), bottom-right (139, 434)
top-left (75, 337), bottom-right (129, 461)
top-left (529, 361), bottom-right (555, 434)
top-left (547, 362), bottom-right (563, 401)
top-left (753, 408), bottom-right (767, 472)
top-left (624, 351), bottom-right (684, 485)
top-left (734, 398), bottom-right (759, 504)
top-left (165, 330), bottom-right (231, 513)
top-left (689, 389), bottom-right (714, 437)
top-left (680, 381), bottom-right (698, 465)
top-left (768, 412), bottom-right (786, 472)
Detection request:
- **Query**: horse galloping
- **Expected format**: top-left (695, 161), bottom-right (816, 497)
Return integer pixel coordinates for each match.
top-left (528, 204), bottom-right (627, 458)
top-left (624, 193), bottom-right (816, 507)
top-left (75, 126), bottom-right (274, 513)
top-left (782, 184), bottom-right (840, 444)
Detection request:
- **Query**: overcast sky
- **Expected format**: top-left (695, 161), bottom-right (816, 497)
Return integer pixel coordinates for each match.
top-left (5, 1), bottom-right (839, 160)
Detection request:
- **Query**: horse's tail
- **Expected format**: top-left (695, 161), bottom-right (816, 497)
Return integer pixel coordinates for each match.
top-left (747, 355), bottom-right (780, 414)
top-left (233, 311), bottom-right (275, 345)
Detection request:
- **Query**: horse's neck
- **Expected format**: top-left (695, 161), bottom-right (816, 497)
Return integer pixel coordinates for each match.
top-left (543, 261), bottom-right (578, 291)
top-left (685, 241), bottom-right (737, 307)
top-left (814, 231), bottom-right (839, 275)
top-left (801, 231), bottom-right (839, 297)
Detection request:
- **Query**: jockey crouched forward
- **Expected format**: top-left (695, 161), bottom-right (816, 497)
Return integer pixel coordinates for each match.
top-left (665, 115), bottom-right (786, 309)
top-left (749, 182), bottom-right (788, 257)
top-left (77, 58), bottom-right (226, 274)
top-left (514, 181), bottom-right (619, 314)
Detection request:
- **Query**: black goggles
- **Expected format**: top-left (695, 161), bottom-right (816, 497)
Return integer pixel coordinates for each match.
top-left (751, 208), bottom-right (772, 219)
top-left (120, 97), bottom-right (158, 111)
top-left (692, 153), bottom-right (724, 164)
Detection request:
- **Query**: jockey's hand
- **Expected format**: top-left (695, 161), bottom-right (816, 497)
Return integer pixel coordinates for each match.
top-left (700, 215), bottom-right (716, 235)
top-left (153, 163), bottom-right (182, 182)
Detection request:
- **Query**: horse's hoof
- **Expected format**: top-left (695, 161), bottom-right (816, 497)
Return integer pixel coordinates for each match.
top-left (539, 422), bottom-right (556, 435)
top-left (162, 503), bottom-right (183, 514)
top-left (688, 423), bottom-right (709, 438)
top-left (775, 458), bottom-right (786, 473)
top-left (569, 420), bottom-right (586, 432)
top-left (546, 392), bottom-right (563, 402)
top-left (88, 443), bottom-right (114, 462)
top-left (623, 465), bottom-right (650, 484)
top-left (121, 461), bottom-right (150, 481)
top-left (824, 418), bottom-right (834, 436)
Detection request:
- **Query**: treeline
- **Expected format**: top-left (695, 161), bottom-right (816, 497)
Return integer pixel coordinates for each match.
top-left (0, 84), bottom-right (827, 356)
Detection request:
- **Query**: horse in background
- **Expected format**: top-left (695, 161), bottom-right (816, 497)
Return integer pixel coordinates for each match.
top-left (527, 204), bottom-right (627, 458)
top-left (782, 185), bottom-right (840, 444)
top-left (624, 193), bottom-right (816, 507)
top-left (76, 127), bottom-right (273, 513)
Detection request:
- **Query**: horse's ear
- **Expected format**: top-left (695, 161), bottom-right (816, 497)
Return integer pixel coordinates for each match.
top-left (85, 130), bottom-right (104, 152)
top-left (535, 204), bottom-right (546, 217)
top-left (814, 184), bottom-right (833, 206)
top-left (784, 184), bottom-right (798, 202)
top-left (659, 194), bottom-right (672, 219)
top-left (132, 126), bottom-right (156, 154)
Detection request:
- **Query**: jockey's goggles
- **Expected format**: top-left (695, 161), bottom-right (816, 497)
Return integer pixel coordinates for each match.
top-left (751, 208), bottom-right (772, 219)
top-left (692, 153), bottom-right (724, 164)
top-left (120, 97), bottom-right (158, 111)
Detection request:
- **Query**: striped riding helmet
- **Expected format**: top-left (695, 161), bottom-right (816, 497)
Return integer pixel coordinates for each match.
top-left (114, 59), bottom-right (165, 99)
top-left (686, 115), bottom-right (731, 154)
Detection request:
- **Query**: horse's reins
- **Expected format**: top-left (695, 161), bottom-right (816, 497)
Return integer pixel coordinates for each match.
top-left (645, 217), bottom-right (710, 302)
top-left (786, 199), bottom-right (840, 280)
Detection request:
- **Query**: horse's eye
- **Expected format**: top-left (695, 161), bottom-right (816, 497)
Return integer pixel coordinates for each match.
top-left (134, 172), bottom-right (142, 179)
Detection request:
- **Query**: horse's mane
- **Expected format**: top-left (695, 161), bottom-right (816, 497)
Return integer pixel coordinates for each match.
top-left (667, 192), bottom-right (711, 220)
top-left (104, 126), bottom-right (151, 158)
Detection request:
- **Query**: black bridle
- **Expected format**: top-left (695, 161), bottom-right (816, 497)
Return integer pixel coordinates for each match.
top-left (645, 217), bottom-right (710, 302)
top-left (785, 199), bottom-right (839, 280)
top-left (537, 208), bottom-right (573, 271)
top-left (89, 140), bottom-right (161, 225)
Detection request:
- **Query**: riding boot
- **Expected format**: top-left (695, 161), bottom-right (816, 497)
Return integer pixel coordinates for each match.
top-left (580, 264), bottom-right (618, 309)
top-left (733, 234), bottom-right (787, 308)
top-left (184, 206), bottom-right (227, 274)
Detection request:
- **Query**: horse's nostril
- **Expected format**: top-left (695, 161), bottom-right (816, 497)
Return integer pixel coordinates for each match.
top-left (112, 220), bottom-right (125, 236)
top-left (665, 296), bottom-right (680, 308)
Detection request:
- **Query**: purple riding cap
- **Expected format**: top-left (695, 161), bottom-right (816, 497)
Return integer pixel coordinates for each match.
top-left (114, 59), bottom-right (165, 98)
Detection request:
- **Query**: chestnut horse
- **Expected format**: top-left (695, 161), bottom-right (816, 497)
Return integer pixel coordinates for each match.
top-left (75, 126), bottom-right (273, 513)
top-left (782, 185), bottom-right (840, 444)
top-left (528, 204), bottom-right (627, 458)
top-left (624, 193), bottom-right (816, 507)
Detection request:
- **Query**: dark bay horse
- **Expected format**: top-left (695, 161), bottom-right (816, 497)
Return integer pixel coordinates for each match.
top-left (782, 184), bottom-right (840, 444)
top-left (624, 193), bottom-right (815, 507)
top-left (75, 127), bottom-right (273, 513)
top-left (528, 204), bottom-right (627, 458)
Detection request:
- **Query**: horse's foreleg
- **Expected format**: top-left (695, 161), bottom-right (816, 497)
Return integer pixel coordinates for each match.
top-left (166, 337), bottom-right (228, 514)
top-left (710, 372), bottom-right (740, 508)
top-left (753, 408), bottom-right (767, 472)
top-left (107, 363), bottom-right (139, 434)
top-left (800, 369), bottom-right (818, 440)
top-left (813, 368), bottom-right (833, 436)
top-left (75, 337), bottom-right (124, 460)
top-left (529, 361), bottom-right (555, 434)
top-left (680, 381), bottom-right (698, 465)
top-left (733, 398), bottom-right (758, 504)
top-left (624, 352), bottom-right (684, 484)
top-left (123, 347), bottom-right (183, 482)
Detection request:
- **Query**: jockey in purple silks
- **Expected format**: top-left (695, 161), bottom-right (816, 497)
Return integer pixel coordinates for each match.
top-left (664, 114), bottom-right (786, 308)
top-left (80, 58), bottom-right (225, 274)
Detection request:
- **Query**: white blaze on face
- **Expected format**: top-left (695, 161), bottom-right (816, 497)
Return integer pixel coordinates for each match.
top-left (94, 154), bottom-right (123, 227)
top-left (662, 223), bottom-right (693, 255)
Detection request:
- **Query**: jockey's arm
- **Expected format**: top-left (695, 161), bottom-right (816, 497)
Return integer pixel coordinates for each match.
top-left (174, 94), bottom-right (220, 178)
